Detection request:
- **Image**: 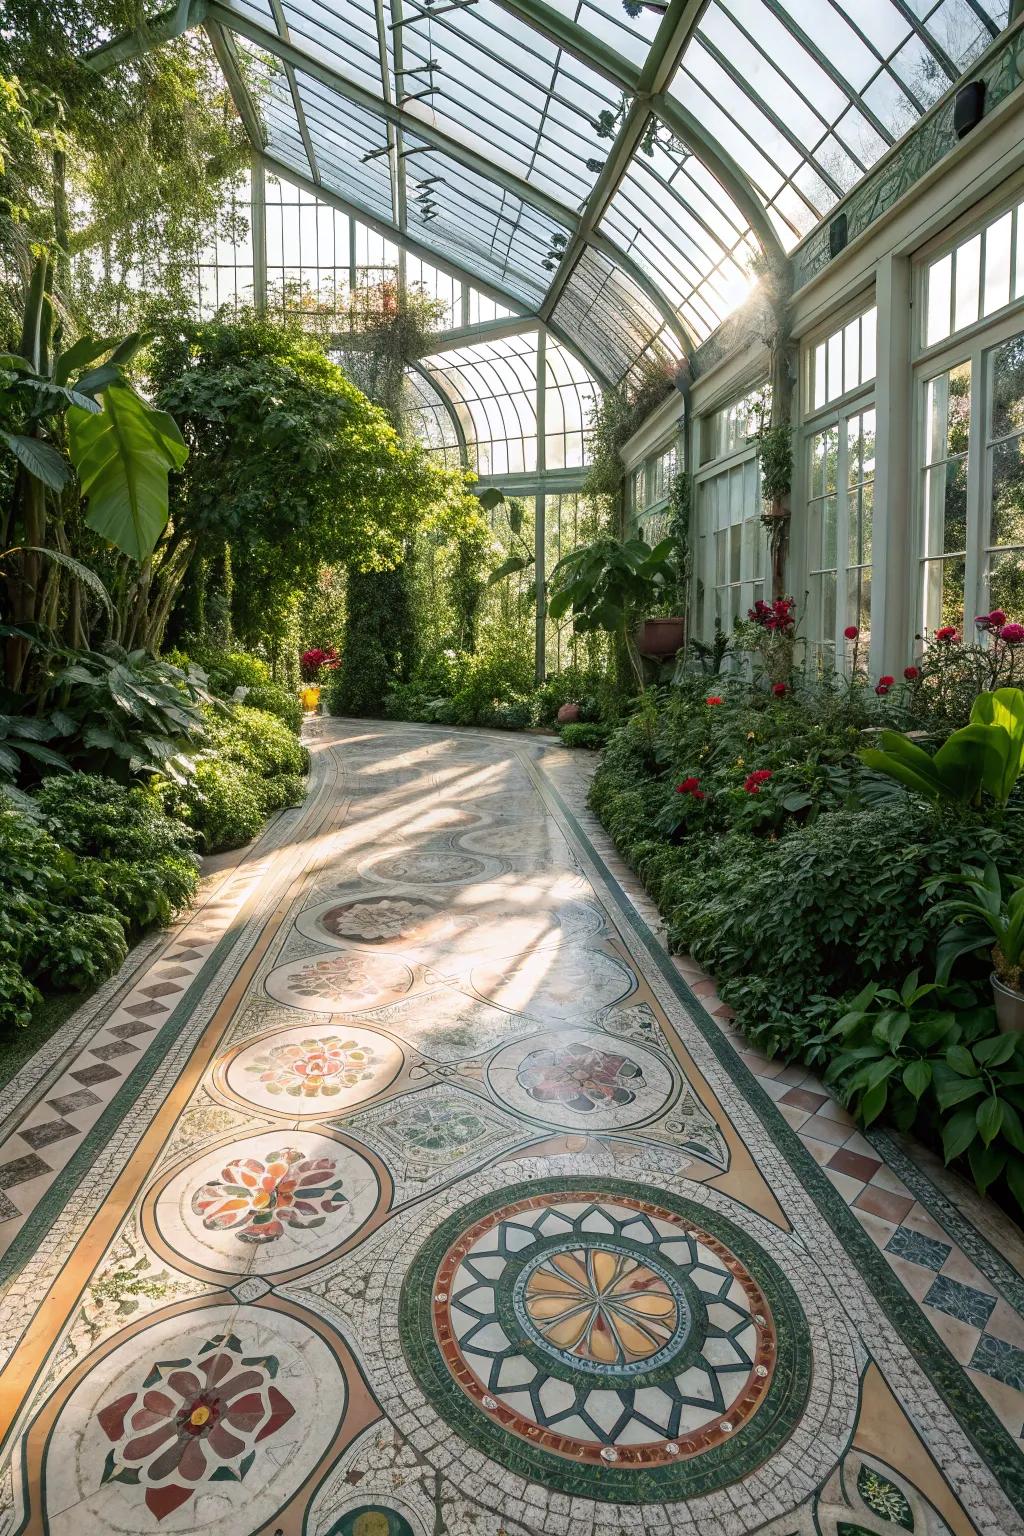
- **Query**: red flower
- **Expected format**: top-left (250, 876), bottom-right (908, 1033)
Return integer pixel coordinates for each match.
top-left (676, 776), bottom-right (701, 794)
top-left (934, 626), bottom-right (959, 642)
top-left (743, 769), bottom-right (773, 794)
top-left (904, 665), bottom-right (919, 680)
top-left (875, 683), bottom-right (890, 696)
top-left (691, 789), bottom-right (707, 801)
top-left (771, 682), bottom-right (787, 697)
top-left (998, 623), bottom-right (1024, 645)
top-left (844, 626), bottom-right (859, 640)
top-left (976, 609), bottom-right (1007, 632)
top-left (705, 695), bottom-right (724, 706)
top-left (878, 675), bottom-right (895, 687)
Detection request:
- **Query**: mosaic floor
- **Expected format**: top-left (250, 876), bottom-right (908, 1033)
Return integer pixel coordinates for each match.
top-left (0, 719), bottom-right (1022, 1536)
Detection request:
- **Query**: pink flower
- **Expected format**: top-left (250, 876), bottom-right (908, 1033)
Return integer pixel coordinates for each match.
top-left (743, 769), bottom-right (773, 794)
top-left (998, 623), bottom-right (1024, 645)
top-left (904, 665), bottom-right (919, 680)
top-left (844, 626), bottom-right (859, 640)
top-left (705, 695), bottom-right (724, 706)
top-left (771, 682), bottom-right (787, 697)
top-left (935, 626), bottom-right (959, 642)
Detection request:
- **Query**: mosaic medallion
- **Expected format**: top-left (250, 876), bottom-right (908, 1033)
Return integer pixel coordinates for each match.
top-left (223, 1025), bottom-right (403, 1116)
top-left (151, 1129), bottom-right (385, 1276)
top-left (468, 946), bottom-right (635, 1022)
top-left (487, 1028), bottom-right (674, 1130)
top-left (297, 891), bottom-right (569, 965)
top-left (327, 1510), bottom-right (416, 1536)
top-left (42, 1305), bottom-right (346, 1533)
top-left (265, 949), bottom-right (414, 1012)
top-left (361, 850), bottom-right (490, 885)
top-left (400, 1178), bottom-right (810, 1501)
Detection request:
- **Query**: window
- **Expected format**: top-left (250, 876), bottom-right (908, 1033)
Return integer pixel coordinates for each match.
top-left (629, 438), bottom-right (681, 541)
top-left (700, 384), bottom-right (770, 465)
top-left (693, 383), bottom-right (768, 644)
top-left (809, 308), bottom-right (877, 412)
top-left (916, 317), bottom-right (1024, 638)
top-left (924, 200), bottom-right (1024, 348)
top-left (804, 305), bottom-right (877, 662)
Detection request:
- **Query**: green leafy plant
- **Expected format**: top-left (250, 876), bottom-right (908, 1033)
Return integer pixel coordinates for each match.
top-left (932, 1031), bottom-right (1024, 1200)
top-left (548, 536), bottom-right (677, 689)
top-left (813, 970), bottom-right (990, 1128)
top-left (929, 861), bottom-right (1024, 990)
top-left (560, 722), bottom-right (609, 749)
top-left (758, 421), bottom-right (792, 505)
top-left (861, 687), bottom-right (1024, 808)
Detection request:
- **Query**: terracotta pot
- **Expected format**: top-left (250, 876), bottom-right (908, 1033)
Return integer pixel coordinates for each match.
top-left (557, 702), bottom-right (581, 725)
top-left (635, 618), bottom-right (685, 659)
top-left (991, 973), bottom-right (1024, 1033)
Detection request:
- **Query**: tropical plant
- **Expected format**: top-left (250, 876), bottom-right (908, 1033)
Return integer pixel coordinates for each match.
top-left (861, 687), bottom-right (1024, 808)
top-left (1, 254), bottom-right (188, 688)
top-left (929, 861), bottom-right (1024, 990)
top-left (548, 535), bottom-right (677, 688)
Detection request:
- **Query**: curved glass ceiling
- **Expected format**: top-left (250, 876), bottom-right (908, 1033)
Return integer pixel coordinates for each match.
top-left (99, 0), bottom-right (1014, 383)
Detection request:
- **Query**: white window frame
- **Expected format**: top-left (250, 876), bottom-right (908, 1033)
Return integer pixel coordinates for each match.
top-left (913, 304), bottom-right (1024, 637)
top-left (801, 302), bottom-right (878, 668)
top-left (692, 381), bottom-right (769, 647)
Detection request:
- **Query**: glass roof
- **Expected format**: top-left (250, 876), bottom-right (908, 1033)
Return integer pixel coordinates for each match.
top-left (117, 0), bottom-right (1016, 382)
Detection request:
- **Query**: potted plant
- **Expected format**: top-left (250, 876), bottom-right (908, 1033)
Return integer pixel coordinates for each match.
top-left (547, 535), bottom-right (679, 689)
top-left (636, 615), bottom-right (685, 659)
top-left (931, 862), bottom-right (1024, 1033)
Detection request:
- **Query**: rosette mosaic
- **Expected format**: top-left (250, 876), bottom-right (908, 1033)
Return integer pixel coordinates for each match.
top-left (400, 1179), bottom-right (810, 1501)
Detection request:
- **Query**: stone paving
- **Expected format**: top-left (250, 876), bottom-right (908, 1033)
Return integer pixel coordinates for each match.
top-left (0, 719), bottom-right (1021, 1536)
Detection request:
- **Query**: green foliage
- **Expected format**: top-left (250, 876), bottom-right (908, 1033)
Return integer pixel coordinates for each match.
top-left (68, 380), bottom-right (188, 559)
top-left (331, 565), bottom-right (415, 717)
top-left (243, 681), bottom-right (302, 733)
top-left (758, 421), bottom-right (792, 503)
top-left (172, 759), bottom-right (265, 853)
top-left (205, 704), bottom-right (308, 778)
top-left (862, 687), bottom-right (1024, 808)
top-left (560, 722), bottom-right (609, 749)
top-left (929, 861), bottom-right (1024, 989)
top-left (549, 537), bottom-right (677, 637)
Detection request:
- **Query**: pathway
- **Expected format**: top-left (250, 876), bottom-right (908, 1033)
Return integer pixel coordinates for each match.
top-left (0, 719), bottom-right (1022, 1536)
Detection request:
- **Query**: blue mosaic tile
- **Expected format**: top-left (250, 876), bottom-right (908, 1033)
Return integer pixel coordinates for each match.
top-left (970, 1334), bottom-right (1024, 1393)
top-left (924, 1274), bottom-right (996, 1330)
top-left (884, 1225), bottom-right (951, 1272)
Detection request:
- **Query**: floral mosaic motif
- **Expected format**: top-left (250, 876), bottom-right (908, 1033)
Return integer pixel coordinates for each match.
top-left (278, 954), bottom-right (409, 1006)
top-left (523, 1248), bottom-right (679, 1366)
top-left (320, 897), bottom-right (439, 945)
top-left (398, 1103), bottom-right (489, 1154)
top-left (857, 1467), bottom-right (914, 1529)
top-left (245, 1036), bottom-right (377, 1099)
top-left (329, 1509), bottom-right (415, 1536)
top-left (192, 1148), bottom-right (349, 1244)
top-left (97, 1331), bottom-right (294, 1522)
top-left (517, 1040), bottom-right (645, 1113)
top-left (370, 851), bottom-right (486, 884)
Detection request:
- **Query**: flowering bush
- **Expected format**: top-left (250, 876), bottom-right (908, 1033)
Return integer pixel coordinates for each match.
top-left (300, 647), bottom-right (338, 682)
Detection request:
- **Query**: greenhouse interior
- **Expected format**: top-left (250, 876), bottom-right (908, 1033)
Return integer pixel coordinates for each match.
top-left (5, 0), bottom-right (1024, 1532)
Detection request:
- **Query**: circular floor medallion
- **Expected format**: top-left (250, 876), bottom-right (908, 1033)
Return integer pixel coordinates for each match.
top-left (42, 1304), bottom-right (346, 1533)
top-left (265, 949), bottom-right (414, 1012)
top-left (328, 1508), bottom-right (416, 1536)
top-left (361, 850), bottom-right (490, 886)
top-left (486, 1028), bottom-right (673, 1130)
top-left (469, 946), bottom-right (635, 1023)
top-left (401, 1179), bottom-right (810, 1502)
top-left (152, 1129), bottom-right (385, 1276)
top-left (223, 1024), bottom-right (403, 1116)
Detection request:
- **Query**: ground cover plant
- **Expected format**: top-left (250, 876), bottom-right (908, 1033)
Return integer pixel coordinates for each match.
top-left (586, 622), bottom-right (1024, 1212)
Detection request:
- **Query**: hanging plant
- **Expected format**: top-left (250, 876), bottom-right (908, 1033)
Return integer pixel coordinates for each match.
top-left (759, 421), bottom-right (792, 507)
top-left (667, 467), bottom-right (691, 610)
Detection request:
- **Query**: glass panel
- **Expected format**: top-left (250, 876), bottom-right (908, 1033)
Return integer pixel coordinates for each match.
top-left (954, 233), bottom-right (982, 333)
top-left (926, 199), bottom-right (1024, 348)
top-left (989, 548), bottom-right (1024, 617)
top-left (926, 252), bottom-right (953, 347)
top-left (808, 307), bottom-right (877, 411)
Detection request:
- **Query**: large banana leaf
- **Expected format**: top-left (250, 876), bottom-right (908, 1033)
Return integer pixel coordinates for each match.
top-left (68, 382), bottom-right (188, 561)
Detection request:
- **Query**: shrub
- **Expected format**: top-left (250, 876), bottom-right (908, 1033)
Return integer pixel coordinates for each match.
top-left (243, 682), bottom-right (302, 733)
top-left (560, 722), bottom-right (609, 749)
top-left (0, 803), bottom-right (130, 1028)
top-left (205, 705), bottom-right (309, 777)
top-left (174, 759), bottom-right (266, 852)
top-left (192, 648), bottom-right (273, 697)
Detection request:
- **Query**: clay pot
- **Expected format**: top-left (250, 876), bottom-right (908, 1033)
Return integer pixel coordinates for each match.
top-left (557, 702), bottom-right (581, 725)
top-left (635, 618), bottom-right (685, 658)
